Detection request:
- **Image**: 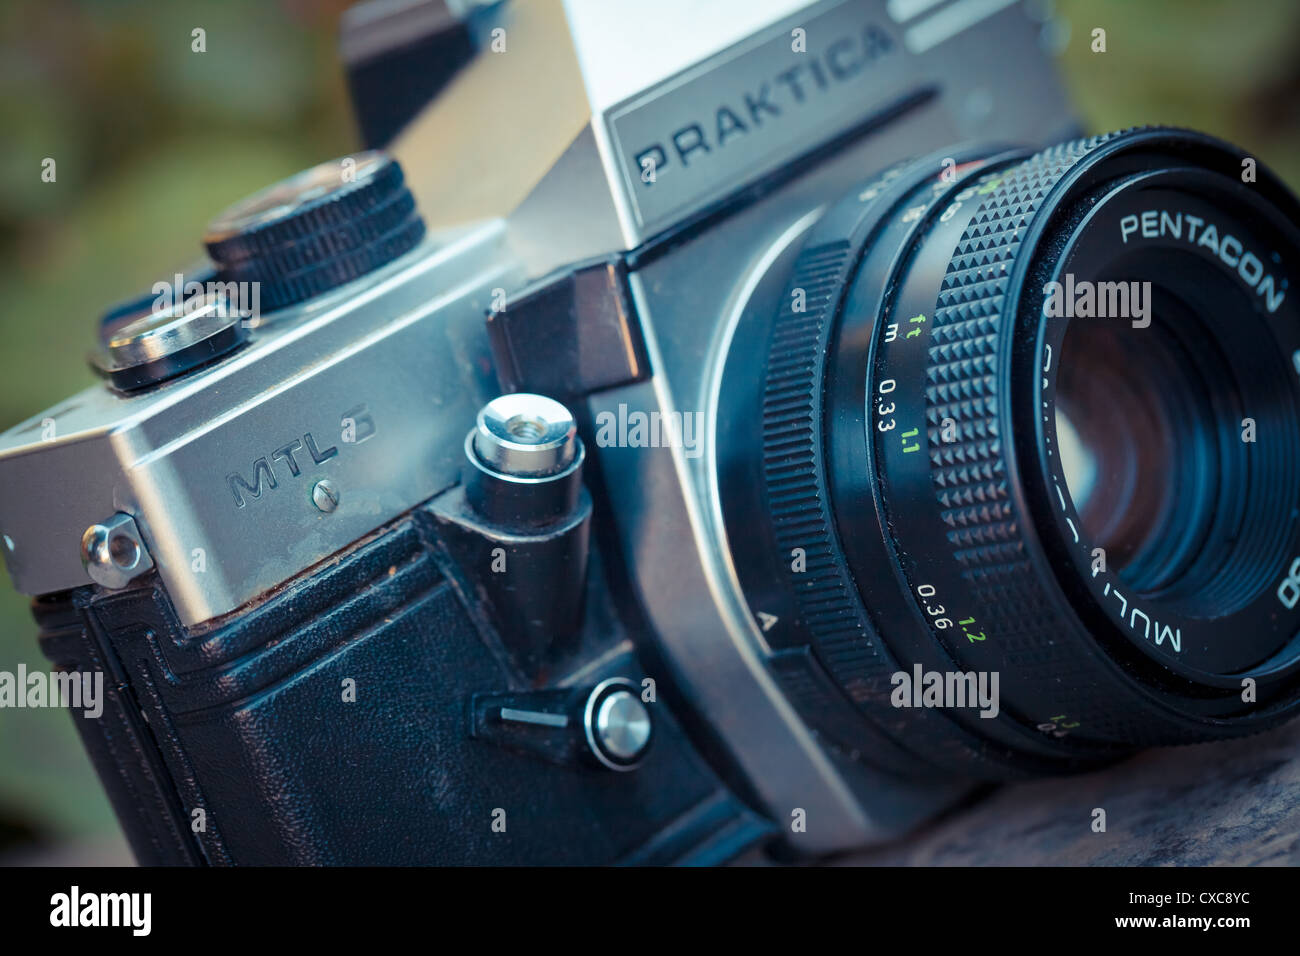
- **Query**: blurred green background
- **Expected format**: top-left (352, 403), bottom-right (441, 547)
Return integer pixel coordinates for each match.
top-left (0, 0), bottom-right (1297, 862)
top-left (0, 0), bottom-right (355, 862)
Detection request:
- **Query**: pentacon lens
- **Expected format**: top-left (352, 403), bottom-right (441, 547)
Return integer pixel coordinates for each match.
top-left (716, 128), bottom-right (1300, 782)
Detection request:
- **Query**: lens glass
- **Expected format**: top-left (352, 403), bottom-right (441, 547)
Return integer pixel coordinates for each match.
top-left (1055, 286), bottom-right (1225, 594)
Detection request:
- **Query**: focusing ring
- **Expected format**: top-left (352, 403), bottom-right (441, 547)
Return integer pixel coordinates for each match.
top-left (910, 133), bottom-right (1182, 745)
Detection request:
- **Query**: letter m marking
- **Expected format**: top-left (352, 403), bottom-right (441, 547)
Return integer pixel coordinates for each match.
top-left (227, 458), bottom-right (276, 508)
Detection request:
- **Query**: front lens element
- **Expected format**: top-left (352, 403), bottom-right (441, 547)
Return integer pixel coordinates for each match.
top-left (1055, 295), bottom-right (1223, 595)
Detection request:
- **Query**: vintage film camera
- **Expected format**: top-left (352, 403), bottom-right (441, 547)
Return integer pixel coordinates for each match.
top-left (2, 0), bottom-right (1298, 864)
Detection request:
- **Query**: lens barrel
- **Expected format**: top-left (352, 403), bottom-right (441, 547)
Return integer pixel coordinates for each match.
top-left (717, 128), bottom-right (1300, 780)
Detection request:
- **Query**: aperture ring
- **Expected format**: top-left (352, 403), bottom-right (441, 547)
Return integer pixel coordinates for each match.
top-left (763, 238), bottom-right (886, 696)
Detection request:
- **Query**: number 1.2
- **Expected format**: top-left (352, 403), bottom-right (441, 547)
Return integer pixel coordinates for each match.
top-left (959, 617), bottom-right (985, 643)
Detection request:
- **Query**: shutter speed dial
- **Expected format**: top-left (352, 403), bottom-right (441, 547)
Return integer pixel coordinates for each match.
top-left (202, 151), bottom-right (426, 315)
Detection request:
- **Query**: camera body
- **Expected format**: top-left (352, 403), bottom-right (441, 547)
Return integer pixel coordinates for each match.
top-left (2, 0), bottom-right (1260, 864)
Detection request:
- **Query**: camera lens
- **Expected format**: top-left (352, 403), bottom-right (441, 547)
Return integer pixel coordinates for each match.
top-left (717, 128), bottom-right (1300, 780)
